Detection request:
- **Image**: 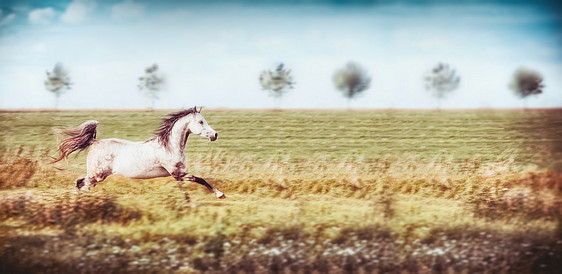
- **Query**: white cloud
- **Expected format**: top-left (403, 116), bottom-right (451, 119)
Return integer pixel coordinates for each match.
top-left (251, 37), bottom-right (290, 53)
top-left (0, 10), bottom-right (16, 26)
top-left (61, 0), bottom-right (96, 24)
top-left (111, 0), bottom-right (145, 20)
top-left (326, 36), bottom-right (362, 52)
top-left (28, 7), bottom-right (55, 25)
top-left (31, 43), bottom-right (46, 53)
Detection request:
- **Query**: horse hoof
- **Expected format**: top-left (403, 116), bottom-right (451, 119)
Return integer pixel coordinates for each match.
top-left (216, 191), bottom-right (226, 199)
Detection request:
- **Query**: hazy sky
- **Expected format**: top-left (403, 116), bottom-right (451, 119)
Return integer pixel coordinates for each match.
top-left (1, 0), bottom-right (561, 109)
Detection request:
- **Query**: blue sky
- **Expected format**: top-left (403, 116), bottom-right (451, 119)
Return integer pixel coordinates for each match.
top-left (0, 0), bottom-right (561, 109)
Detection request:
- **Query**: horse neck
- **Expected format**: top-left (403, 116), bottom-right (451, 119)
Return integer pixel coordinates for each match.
top-left (168, 116), bottom-right (191, 152)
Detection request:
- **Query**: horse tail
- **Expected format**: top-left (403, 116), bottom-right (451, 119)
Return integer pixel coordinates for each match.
top-left (52, 120), bottom-right (99, 164)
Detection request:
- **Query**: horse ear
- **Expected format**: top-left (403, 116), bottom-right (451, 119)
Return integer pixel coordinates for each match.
top-left (193, 106), bottom-right (198, 113)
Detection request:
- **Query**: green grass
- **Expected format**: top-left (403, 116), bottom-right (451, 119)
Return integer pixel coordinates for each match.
top-left (0, 109), bottom-right (561, 273)
top-left (1, 110), bottom-right (561, 167)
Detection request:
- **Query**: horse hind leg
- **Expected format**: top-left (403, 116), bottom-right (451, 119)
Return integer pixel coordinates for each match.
top-left (76, 177), bottom-right (97, 190)
top-left (76, 172), bottom-right (108, 191)
top-left (76, 178), bottom-right (86, 189)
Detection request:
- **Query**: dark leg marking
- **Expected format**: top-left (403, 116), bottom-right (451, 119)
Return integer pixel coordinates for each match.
top-left (76, 178), bottom-right (85, 189)
top-left (171, 163), bottom-right (225, 199)
top-left (171, 162), bottom-right (188, 181)
top-left (76, 176), bottom-right (101, 190)
top-left (186, 175), bottom-right (216, 192)
top-left (171, 170), bottom-right (188, 181)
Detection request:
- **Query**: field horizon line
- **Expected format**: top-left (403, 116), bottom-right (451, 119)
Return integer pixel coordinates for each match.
top-left (2, 107), bottom-right (562, 113)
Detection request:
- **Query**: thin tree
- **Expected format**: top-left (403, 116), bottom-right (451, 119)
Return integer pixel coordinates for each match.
top-left (424, 62), bottom-right (460, 109)
top-left (509, 67), bottom-right (544, 109)
top-left (259, 63), bottom-right (295, 109)
top-left (44, 62), bottom-right (72, 109)
top-left (138, 64), bottom-right (164, 110)
top-left (332, 61), bottom-right (371, 109)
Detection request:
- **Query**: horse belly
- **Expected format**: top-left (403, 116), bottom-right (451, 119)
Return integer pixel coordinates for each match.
top-left (111, 151), bottom-right (169, 179)
top-left (125, 167), bottom-right (170, 179)
top-left (113, 162), bottom-right (170, 179)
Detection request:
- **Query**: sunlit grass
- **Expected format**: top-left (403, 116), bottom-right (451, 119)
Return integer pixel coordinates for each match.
top-left (0, 110), bottom-right (561, 272)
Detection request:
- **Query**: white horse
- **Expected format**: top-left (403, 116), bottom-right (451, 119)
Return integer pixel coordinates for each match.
top-left (53, 107), bottom-right (225, 199)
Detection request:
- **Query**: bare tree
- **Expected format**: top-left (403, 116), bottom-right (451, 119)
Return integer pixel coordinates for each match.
top-left (45, 62), bottom-right (72, 109)
top-left (424, 62), bottom-right (460, 109)
top-left (138, 64), bottom-right (164, 109)
top-left (509, 67), bottom-right (544, 109)
top-left (259, 63), bottom-right (295, 109)
top-left (332, 61), bottom-right (371, 109)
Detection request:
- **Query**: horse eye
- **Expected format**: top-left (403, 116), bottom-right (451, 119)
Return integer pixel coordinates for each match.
top-left (199, 121), bottom-right (204, 125)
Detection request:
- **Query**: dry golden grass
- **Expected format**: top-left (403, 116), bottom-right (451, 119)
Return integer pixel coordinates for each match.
top-left (1, 149), bottom-right (561, 273)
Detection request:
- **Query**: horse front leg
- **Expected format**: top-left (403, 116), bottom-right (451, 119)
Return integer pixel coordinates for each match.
top-left (170, 163), bottom-right (226, 199)
top-left (186, 174), bottom-right (226, 199)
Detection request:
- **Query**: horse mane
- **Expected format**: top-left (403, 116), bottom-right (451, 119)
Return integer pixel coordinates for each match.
top-left (154, 108), bottom-right (198, 148)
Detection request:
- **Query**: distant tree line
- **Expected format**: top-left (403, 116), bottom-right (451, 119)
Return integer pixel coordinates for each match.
top-left (44, 62), bottom-right (545, 110)
top-left (257, 61), bottom-right (544, 110)
top-left (44, 63), bottom-right (72, 109)
top-left (259, 63), bottom-right (295, 109)
top-left (332, 62), bottom-right (371, 110)
top-left (424, 62), bottom-right (460, 109)
top-left (508, 68), bottom-right (544, 108)
top-left (138, 64), bottom-right (164, 110)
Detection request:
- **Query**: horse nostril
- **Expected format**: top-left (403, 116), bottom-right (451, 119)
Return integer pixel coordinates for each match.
top-left (214, 133), bottom-right (218, 139)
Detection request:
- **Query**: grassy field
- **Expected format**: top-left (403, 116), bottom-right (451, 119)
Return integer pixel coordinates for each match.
top-left (1, 109), bottom-right (561, 273)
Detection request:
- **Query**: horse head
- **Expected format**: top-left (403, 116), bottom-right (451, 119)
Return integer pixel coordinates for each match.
top-left (188, 106), bottom-right (218, 142)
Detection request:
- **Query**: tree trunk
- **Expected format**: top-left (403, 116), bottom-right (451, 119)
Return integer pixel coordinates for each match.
top-left (276, 96), bottom-right (282, 111)
top-left (54, 93), bottom-right (60, 110)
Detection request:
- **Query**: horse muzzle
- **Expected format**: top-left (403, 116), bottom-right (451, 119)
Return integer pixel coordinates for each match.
top-left (209, 132), bottom-right (218, 142)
